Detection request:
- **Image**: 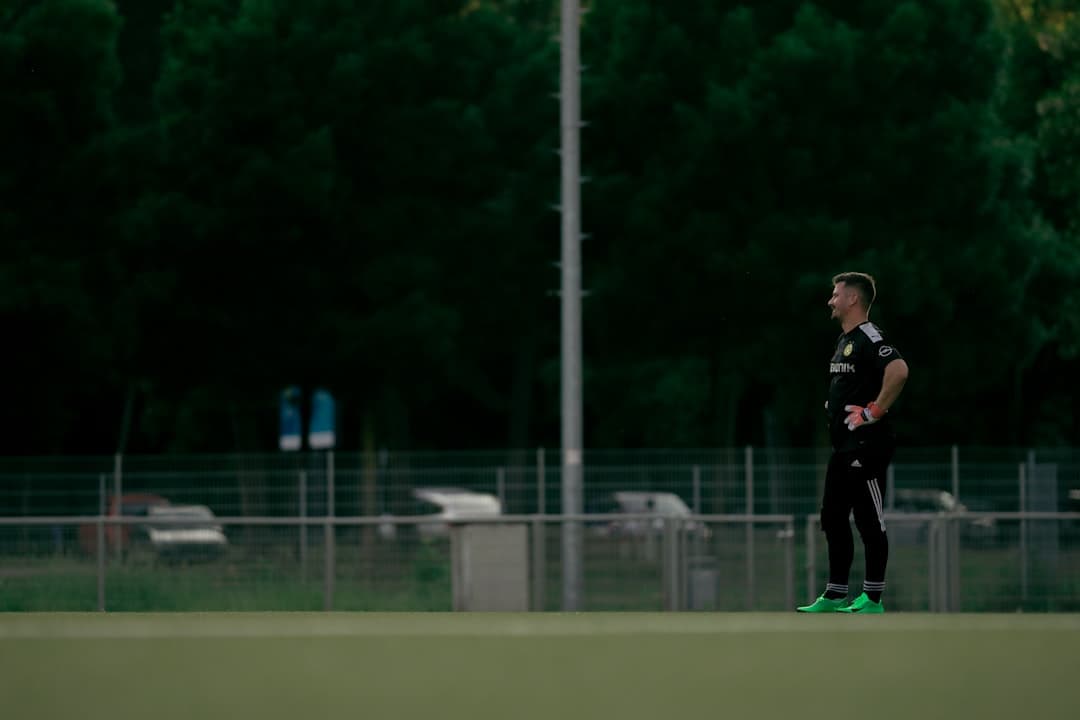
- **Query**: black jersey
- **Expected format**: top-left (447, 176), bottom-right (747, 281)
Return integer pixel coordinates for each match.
top-left (827, 321), bottom-right (903, 451)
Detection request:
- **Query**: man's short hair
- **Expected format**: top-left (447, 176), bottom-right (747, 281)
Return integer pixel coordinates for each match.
top-left (832, 272), bottom-right (876, 308)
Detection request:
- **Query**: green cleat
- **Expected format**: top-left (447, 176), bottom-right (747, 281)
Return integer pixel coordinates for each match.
top-left (796, 595), bottom-right (848, 613)
top-left (837, 592), bottom-right (884, 614)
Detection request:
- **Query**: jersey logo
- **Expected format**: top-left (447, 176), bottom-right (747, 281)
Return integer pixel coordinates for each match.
top-left (859, 323), bottom-right (883, 342)
top-left (878, 346), bottom-right (894, 357)
top-left (830, 362), bottom-right (856, 373)
top-left (843, 342), bottom-right (854, 357)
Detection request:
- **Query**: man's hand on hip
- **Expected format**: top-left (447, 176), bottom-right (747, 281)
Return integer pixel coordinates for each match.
top-left (844, 402), bottom-right (886, 431)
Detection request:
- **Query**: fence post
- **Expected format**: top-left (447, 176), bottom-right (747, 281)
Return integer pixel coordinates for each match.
top-left (112, 453), bottom-right (123, 561)
top-left (299, 470), bottom-right (308, 581)
top-left (323, 451), bottom-right (335, 612)
top-left (496, 467), bottom-right (506, 511)
top-left (949, 516), bottom-right (961, 612)
top-left (745, 446), bottom-right (754, 610)
top-left (534, 450), bottom-right (546, 609)
top-left (805, 514), bottom-right (817, 603)
top-left (886, 464), bottom-right (895, 510)
top-left (785, 518), bottom-right (795, 610)
top-left (951, 445), bottom-right (960, 502)
top-left (1020, 459), bottom-right (1028, 606)
top-left (935, 519), bottom-right (945, 612)
top-left (692, 465), bottom-right (701, 514)
top-left (928, 518), bottom-right (937, 613)
top-left (536, 448), bottom-right (545, 515)
top-left (531, 517), bottom-right (546, 612)
top-left (97, 473), bottom-right (106, 612)
top-left (662, 518), bottom-right (681, 611)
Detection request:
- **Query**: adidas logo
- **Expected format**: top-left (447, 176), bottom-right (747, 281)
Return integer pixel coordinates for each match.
top-left (851, 459), bottom-right (862, 468)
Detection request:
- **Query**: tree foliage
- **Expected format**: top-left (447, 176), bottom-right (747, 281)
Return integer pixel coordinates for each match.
top-left (3, 0), bottom-right (1080, 453)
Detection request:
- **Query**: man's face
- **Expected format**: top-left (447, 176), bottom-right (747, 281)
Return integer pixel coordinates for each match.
top-left (828, 282), bottom-right (857, 321)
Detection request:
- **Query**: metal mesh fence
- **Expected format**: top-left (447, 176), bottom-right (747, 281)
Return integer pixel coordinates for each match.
top-left (4, 512), bottom-right (1079, 612)
top-left (804, 512), bottom-right (1080, 612)
top-left (7, 447), bottom-right (1080, 520)
top-left (4, 448), bottom-right (1080, 612)
top-left (0, 515), bottom-right (795, 612)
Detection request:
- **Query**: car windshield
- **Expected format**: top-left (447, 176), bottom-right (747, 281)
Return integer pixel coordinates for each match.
top-left (653, 495), bottom-right (690, 515)
top-left (613, 493), bottom-right (689, 515)
top-left (409, 489), bottom-right (500, 515)
top-left (896, 491), bottom-right (957, 512)
top-left (148, 507), bottom-right (216, 529)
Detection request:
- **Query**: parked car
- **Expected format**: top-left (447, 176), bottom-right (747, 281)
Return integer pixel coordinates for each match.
top-left (592, 491), bottom-right (711, 540)
top-left (78, 493), bottom-right (170, 555)
top-left (79, 495), bottom-right (227, 561)
top-left (890, 489), bottom-right (997, 544)
top-left (378, 487), bottom-right (503, 541)
top-left (145, 504), bottom-right (228, 561)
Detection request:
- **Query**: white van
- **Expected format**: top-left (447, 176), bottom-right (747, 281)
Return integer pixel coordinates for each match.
top-left (378, 487), bottom-right (503, 541)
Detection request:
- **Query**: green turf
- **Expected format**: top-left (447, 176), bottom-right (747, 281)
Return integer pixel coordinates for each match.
top-left (1, 613), bottom-right (1078, 720)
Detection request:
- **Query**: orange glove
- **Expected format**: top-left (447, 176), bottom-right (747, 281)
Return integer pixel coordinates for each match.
top-left (844, 402), bottom-right (886, 431)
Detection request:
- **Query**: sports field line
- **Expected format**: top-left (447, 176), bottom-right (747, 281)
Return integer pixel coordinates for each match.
top-left (3, 611), bottom-right (1079, 638)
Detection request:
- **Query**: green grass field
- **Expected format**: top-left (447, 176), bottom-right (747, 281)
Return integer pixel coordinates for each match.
top-left (1, 613), bottom-right (1078, 720)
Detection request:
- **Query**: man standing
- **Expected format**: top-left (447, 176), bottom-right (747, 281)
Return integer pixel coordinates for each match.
top-left (797, 272), bottom-right (909, 614)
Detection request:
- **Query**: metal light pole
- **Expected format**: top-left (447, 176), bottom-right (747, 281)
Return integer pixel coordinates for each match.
top-left (559, 0), bottom-right (584, 611)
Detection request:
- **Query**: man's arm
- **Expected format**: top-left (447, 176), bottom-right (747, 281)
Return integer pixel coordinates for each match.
top-left (844, 358), bottom-right (909, 431)
top-left (874, 359), bottom-right (909, 412)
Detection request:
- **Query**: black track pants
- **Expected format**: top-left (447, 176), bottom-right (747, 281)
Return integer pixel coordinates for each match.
top-left (821, 442), bottom-right (894, 588)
